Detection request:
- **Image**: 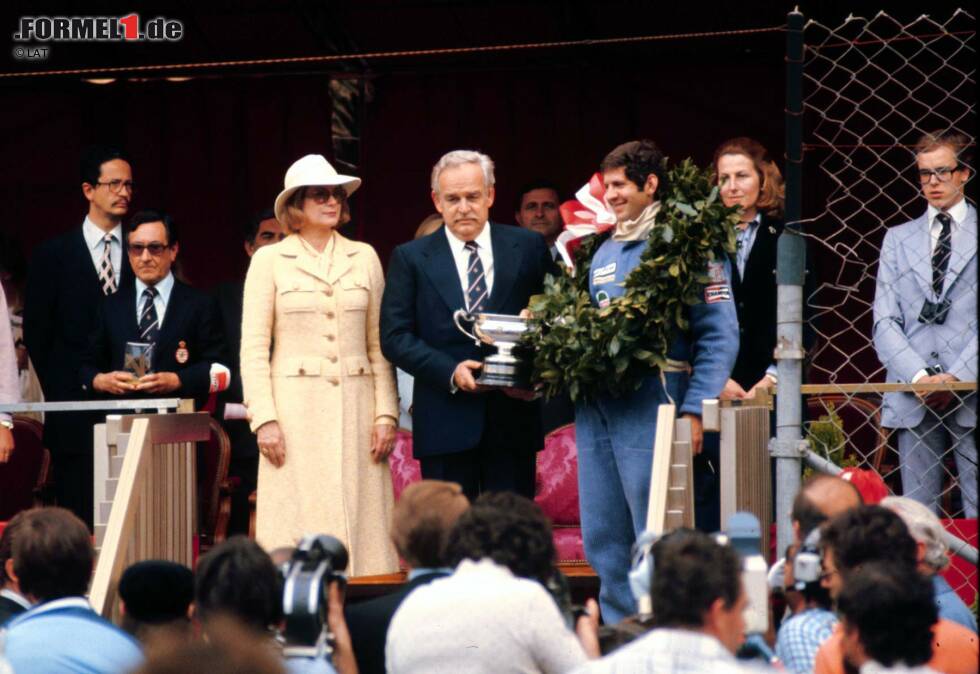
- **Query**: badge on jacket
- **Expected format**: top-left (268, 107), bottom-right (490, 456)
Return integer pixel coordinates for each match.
top-left (175, 340), bottom-right (189, 364)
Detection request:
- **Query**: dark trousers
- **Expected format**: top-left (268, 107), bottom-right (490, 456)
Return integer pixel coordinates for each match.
top-left (224, 418), bottom-right (259, 536)
top-left (52, 452), bottom-right (94, 531)
top-left (419, 435), bottom-right (537, 503)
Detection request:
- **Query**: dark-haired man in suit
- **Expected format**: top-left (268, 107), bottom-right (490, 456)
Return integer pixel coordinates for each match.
top-left (24, 145), bottom-right (134, 528)
top-left (80, 210), bottom-right (228, 410)
top-left (381, 150), bottom-right (552, 502)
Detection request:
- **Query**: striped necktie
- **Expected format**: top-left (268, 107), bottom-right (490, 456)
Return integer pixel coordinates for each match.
top-left (98, 234), bottom-right (117, 295)
top-left (464, 241), bottom-right (488, 312)
top-left (932, 212), bottom-right (952, 297)
top-left (139, 287), bottom-right (160, 345)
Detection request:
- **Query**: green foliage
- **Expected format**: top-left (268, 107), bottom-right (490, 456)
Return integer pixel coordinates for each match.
top-left (523, 159), bottom-right (739, 401)
top-left (803, 403), bottom-right (860, 477)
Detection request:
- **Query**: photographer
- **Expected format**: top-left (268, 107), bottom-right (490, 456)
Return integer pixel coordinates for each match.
top-left (386, 492), bottom-right (600, 673)
top-left (194, 536), bottom-right (356, 674)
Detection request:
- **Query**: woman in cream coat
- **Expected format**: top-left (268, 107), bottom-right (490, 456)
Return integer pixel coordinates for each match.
top-left (241, 154), bottom-right (399, 575)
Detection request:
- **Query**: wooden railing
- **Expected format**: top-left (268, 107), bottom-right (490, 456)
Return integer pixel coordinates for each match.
top-left (89, 408), bottom-right (210, 618)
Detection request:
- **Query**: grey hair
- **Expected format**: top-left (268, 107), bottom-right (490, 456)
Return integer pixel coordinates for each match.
top-left (881, 496), bottom-right (950, 572)
top-left (430, 150), bottom-right (495, 194)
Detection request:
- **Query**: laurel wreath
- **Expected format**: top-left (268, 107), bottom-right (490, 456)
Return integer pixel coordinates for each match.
top-left (524, 159), bottom-right (740, 401)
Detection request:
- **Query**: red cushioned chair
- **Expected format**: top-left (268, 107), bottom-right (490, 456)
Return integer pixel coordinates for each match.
top-left (0, 416), bottom-right (51, 520)
top-left (387, 425), bottom-right (587, 562)
top-left (535, 423), bottom-right (585, 562)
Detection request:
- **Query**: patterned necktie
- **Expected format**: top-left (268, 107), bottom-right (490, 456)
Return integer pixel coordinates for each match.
top-left (98, 233), bottom-right (117, 295)
top-left (932, 212), bottom-right (952, 297)
top-left (139, 287), bottom-right (160, 345)
top-left (464, 241), bottom-right (488, 312)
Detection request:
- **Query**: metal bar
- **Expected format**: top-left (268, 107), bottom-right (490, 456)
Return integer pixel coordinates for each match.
top-left (800, 382), bottom-right (977, 394)
top-left (802, 449), bottom-right (979, 565)
top-left (773, 7), bottom-right (807, 561)
top-left (0, 399), bottom-right (182, 413)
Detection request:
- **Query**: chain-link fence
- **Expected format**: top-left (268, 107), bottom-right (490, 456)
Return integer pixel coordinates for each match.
top-left (794, 9), bottom-right (976, 603)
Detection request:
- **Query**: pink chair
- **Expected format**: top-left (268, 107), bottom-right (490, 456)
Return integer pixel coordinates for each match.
top-left (535, 423), bottom-right (585, 562)
top-left (389, 429), bottom-right (422, 501)
top-left (388, 424), bottom-right (587, 563)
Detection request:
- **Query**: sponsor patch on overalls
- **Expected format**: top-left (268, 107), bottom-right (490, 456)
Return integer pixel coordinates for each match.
top-left (596, 290), bottom-right (611, 308)
top-left (705, 284), bottom-right (732, 303)
top-left (592, 261), bottom-right (617, 286)
top-left (707, 261), bottom-right (727, 283)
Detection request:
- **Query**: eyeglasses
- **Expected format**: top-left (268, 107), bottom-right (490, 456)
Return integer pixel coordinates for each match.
top-left (129, 243), bottom-right (170, 256)
top-left (305, 186), bottom-right (347, 204)
top-left (917, 166), bottom-right (962, 184)
top-left (95, 179), bottom-right (136, 193)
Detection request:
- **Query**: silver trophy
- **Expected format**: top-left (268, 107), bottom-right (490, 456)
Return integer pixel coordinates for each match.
top-left (453, 310), bottom-right (532, 388)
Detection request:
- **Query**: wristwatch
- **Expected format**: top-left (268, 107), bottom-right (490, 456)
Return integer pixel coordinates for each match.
top-left (924, 364), bottom-right (944, 377)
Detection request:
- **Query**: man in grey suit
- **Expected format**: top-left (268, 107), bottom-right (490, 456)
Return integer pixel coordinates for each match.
top-left (873, 130), bottom-right (976, 518)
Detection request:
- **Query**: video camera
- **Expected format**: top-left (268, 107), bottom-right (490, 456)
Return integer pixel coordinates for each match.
top-left (281, 534), bottom-right (349, 660)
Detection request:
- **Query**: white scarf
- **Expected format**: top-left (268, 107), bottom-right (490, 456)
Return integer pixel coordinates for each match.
top-left (612, 201), bottom-right (661, 241)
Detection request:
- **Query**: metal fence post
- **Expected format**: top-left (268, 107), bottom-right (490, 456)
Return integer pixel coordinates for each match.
top-left (772, 7), bottom-right (807, 558)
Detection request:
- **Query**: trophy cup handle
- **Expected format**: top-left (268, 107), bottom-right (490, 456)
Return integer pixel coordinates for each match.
top-left (453, 310), bottom-right (481, 346)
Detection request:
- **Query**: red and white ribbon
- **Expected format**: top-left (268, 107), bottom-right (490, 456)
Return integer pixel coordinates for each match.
top-left (554, 172), bottom-right (616, 271)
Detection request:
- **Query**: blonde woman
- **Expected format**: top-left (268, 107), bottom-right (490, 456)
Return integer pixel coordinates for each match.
top-left (241, 154), bottom-right (398, 574)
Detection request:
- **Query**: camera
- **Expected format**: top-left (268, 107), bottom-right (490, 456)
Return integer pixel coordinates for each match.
top-left (918, 297), bottom-right (951, 325)
top-left (281, 534), bottom-right (349, 659)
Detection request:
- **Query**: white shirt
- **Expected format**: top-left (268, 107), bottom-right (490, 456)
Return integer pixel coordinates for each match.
top-left (445, 222), bottom-right (495, 306)
top-left (572, 628), bottom-right (756, 674)
top-left (386, 558), bottom-right (587, 674)
top-left (859, 662), bottom-right (940, 674)
top-left (0, 588), bottom-right (31, 612)
top-left (82, 216), bottom-right (123, 279)
top-left (135, 273), bottom-right (175, 326)
top-left (926, 197), bottom-right (966, 255)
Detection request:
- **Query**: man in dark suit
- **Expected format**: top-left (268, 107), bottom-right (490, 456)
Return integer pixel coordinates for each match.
top-left (381, 150), bottom-right (552, 501)
top-left (213, 209), bottom-right (284, 534)
top-left (79, 210), bottom-right (228, 409)
top-left (24, 145), bottom-right (134, 528)
top-left (345, 480), bottom-right (469, 674)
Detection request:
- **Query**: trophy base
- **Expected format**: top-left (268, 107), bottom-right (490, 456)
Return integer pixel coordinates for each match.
top-left (476, 359), bottom-right (531, 389)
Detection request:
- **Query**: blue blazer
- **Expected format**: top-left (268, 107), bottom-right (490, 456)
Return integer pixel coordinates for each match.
top-left (872, 204), bottom-right (977, 428)
top-left (79, 279), bottom-right (228, 409)
top-left (380, 224), bottom-right (552, 458)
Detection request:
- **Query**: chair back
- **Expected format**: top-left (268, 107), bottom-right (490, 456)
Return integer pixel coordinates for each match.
top-left (0, 416), bottom-right (50, 520)
top-left (389, 430), bottom-right (422, 500)
top-left (535, 423), bottom-right (580, 526)
top-left (198, 417), bottom-right (231, 545)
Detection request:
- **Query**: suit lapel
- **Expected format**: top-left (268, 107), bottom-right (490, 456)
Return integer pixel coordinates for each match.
top-left (420, 227), bottom-right (466, 312)
top-left (156, 281), bottom-right (185, 354)
top-left (944, 206), bottom-right (977, 293)
top-left (485, 223), bottom-right (518, 312)
top-left (278, 235), bottom-right (333, 286)
top-left (742, 216), bottom-right (779, 287)
top-left (72, 227), bottom-right (104, 291)
top-left (327, 233), bottom-right (356, 285)
top-left (115, 284), bottom-right (139, 340)
top-left (904, 213), bottom-right (936, 299)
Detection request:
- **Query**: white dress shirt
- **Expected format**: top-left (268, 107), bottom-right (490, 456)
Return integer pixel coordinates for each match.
top-left (445, 222), bottom-right (495, 303)
top-left (82, 216), bottom-right (123, 279)
top-left (135, 273), bottom-right (175, 326)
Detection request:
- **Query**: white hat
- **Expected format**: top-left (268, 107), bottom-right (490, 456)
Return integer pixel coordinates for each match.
top-left (273, 154), bottom-right (362, 224)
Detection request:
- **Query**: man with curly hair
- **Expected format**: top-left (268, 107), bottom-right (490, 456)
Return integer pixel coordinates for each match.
top-left (576, 140), bottom-right (739, 622)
